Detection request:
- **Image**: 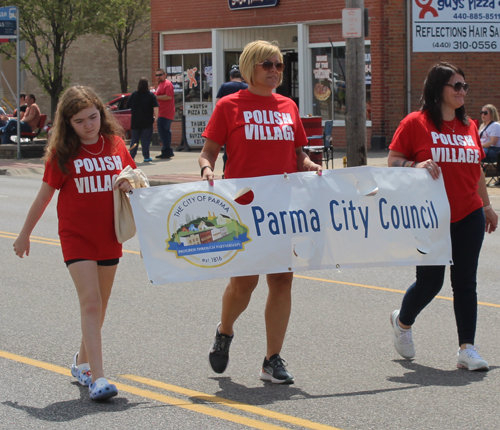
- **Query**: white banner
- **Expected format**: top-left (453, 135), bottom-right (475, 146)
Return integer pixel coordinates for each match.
top-left (413, 0), bottom-right (500, 52)
top-left (129, 167), bottom-right (452, 285)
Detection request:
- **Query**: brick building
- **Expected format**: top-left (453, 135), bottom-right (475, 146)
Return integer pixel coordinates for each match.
top-left (150, 0), bottom-right (500, 149)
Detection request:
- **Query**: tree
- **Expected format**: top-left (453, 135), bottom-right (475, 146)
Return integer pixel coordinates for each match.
top-left (97, 0), bottom-right (150, 93)
top-left (0, 0), bottom-right (102, 119)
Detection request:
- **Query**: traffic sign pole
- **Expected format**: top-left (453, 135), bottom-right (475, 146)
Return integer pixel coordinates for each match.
top-left (0, 6), bottom-right (21, 158)
top-left (16, 7), bottom-right (20, 159)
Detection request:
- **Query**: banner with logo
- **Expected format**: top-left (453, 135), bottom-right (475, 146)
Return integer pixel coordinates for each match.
top-left (129, 167), bottom-right (452, 285)
top-left (413, 0), bottom-right (500, 52)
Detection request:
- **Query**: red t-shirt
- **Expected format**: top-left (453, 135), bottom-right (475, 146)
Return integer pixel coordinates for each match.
top-left (202, 90), bottom-right (307, 179)
top-left (389, 111), bottom-right (485, 222)
top-left (43, 135), bottom-right (136, 261)
top-left (156, 79), bottom-right (175, 120)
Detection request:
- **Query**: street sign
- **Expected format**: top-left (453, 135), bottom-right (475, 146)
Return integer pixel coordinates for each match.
top-left (0, 6), bottom-right (17, 38)
top-left (342, 8), bottom-right (362, 38)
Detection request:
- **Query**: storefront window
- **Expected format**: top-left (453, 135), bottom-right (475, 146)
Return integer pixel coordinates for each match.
top-left (164, 52), bottom-right (213, 120)
top-left (184, 54), bottom-right (201, 103)
top-left (201, 53), bottom-right (213, 102)
top-left (311, 47), bottom-right (334, 120)
top-left (311, 44), bottom-right (370, 122)
top-left (165, 54), bottom-right (183, 121)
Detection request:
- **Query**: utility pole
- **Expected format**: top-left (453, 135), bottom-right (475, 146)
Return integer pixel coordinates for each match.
top-left (344, 0), bottom-right (367, 166)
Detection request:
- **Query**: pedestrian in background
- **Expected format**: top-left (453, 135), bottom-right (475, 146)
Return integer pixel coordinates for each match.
top-left (199, 40), bottom-right (321, 384)
top-left (13, 86), bottom-right (136, 400)
top-left (388, 62), bottom-right (497, 371)
top-left (215, 65), bottom-right (249, 175)
top-left (1, 94), bottom-right (40, 145)
top-left (155, 68), bottom-right (175, 159)
top-left (126, 77), bottom-right (159, 162)
top-left (478, 104), bottom-right (500, 163)
top-left (215, 65), bottom-right (248, 101)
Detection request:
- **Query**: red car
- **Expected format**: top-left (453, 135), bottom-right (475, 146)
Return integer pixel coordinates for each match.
top-left (106, 94), bottom-right (131, 138)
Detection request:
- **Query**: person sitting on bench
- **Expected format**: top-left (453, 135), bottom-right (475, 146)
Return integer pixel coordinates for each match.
top-left (1, 94), bottom-right (41, 145)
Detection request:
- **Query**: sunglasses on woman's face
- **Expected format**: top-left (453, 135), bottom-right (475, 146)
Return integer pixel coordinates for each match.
top-left (445, 81), bottom-right (469, 93)
top-left (481, 110), bottom-right (489, 115)
top-left (255, 60), bottom-right (285, 72)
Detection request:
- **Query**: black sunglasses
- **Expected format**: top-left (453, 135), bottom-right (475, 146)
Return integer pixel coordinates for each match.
top-left (156, 73), bottom-right (165, 77)
top-left (481, 110), bottom-right (489, 115)
top-left (255, 60), bottom-right (285, 72)
top-left (445, 82), bottom-right (469, 92)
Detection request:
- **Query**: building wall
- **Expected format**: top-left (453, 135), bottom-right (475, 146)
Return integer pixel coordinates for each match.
top-left (151, 0), bottom-right (500, 148)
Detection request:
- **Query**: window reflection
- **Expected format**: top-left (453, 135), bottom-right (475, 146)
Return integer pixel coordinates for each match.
top-left (164, 53), bottom-right (214, 120)
top-left (311, 45), bottom-right (370, 122)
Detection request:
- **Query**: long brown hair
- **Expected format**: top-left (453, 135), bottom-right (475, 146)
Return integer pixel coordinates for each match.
top-left (420, 62), bottom-right (469, 131)
top-left (44, 86), bottom-right (123, 174)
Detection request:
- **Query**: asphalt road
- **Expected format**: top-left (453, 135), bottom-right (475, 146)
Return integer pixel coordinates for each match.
top-left (1, 175), bottom-right (500, 430)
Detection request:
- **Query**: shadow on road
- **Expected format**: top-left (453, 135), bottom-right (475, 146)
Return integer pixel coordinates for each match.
top-left (2, 382), bottom-right (143, 422)
top-left (387, 360), bottom-right (495, 387)
top-left (197, 376), bottom-right (418, 406)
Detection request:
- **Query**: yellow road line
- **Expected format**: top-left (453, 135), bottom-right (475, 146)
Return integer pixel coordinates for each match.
top-left (2, 231), bottom-right (500, 308)
top-left (0, 350), bottom-right (293, 430)
top-left (121, 374), bottom-right (342, 430)
top-left (293, 275), bottom-right (500, 308)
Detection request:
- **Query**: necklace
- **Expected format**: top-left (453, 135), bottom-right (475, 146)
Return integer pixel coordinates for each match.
top-left (443, 118), bottom-right (456, 133)
top-left (81, 135), bottom-right (104, 156)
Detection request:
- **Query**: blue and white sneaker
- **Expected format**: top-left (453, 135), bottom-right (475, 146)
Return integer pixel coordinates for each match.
top-left (70, 352), bottom-right (92, 386)
top-left (88, 377), bottom-right (118, 400)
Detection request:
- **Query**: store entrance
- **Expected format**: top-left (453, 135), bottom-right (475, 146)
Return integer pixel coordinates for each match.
top-left (276, 51), bottom-right (298, 106)
top-left (223, 50), bottom-right (298, 106)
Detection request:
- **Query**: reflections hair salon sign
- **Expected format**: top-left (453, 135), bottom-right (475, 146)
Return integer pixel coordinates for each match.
top-left (229, 0), bottom-right (279, 10)
top-left (413, 0), bottom-right (500, 52)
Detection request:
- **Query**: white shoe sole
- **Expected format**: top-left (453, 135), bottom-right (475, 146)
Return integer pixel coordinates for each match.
top-left (259, 371), bottom-right (294, 384)
top-left (457, 362), bottom-right (489, 371)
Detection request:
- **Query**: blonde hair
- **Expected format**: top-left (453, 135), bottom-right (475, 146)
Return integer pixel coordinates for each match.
top-left (239, 40), bottom-right (283, 86)
top-left (480, 104), bottom-right (500, 131)
top-left (44, 86), bottom-right (123, 174)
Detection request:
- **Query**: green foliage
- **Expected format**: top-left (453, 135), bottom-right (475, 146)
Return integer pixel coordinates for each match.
top-left (95, 0), bottom-right (150, 93)
top-left (0, 0), bottom-right (103, 118)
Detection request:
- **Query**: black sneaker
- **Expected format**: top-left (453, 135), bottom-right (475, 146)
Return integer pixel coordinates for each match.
top-left (208, 323), bottom-right (233, 374)
top-left (260, 354), bottom-right (294, 384)
top-left (155, 154), bottom-right (172, 159)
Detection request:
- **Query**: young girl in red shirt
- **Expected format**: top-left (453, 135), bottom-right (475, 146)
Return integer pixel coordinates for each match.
top-left (13, 86), bottom-right (135, 400)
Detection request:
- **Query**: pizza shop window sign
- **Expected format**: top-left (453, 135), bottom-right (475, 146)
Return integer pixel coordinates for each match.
top-left (229, 0), bottom-right (279, 11)
top-left (167, 66), bottom-right (183, 93)
top-left (311, 45), bottom-right (371, 122)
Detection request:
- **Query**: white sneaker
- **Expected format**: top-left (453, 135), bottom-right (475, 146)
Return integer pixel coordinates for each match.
top-left (391, 310), bottom-right (415, 359)
top-left (457, 345), bottom-right (489, 371)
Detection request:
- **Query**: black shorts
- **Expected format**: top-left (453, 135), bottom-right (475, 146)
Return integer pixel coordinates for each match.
top-left (65, 258), bottom-right (120, 267)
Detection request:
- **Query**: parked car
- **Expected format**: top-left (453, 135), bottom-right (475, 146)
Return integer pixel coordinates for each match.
top-left (106, 93), bottom-right (131, 138)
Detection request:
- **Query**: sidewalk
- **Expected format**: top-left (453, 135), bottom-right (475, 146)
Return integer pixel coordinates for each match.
top-left (0, 145), bottom-right (370, 184)
top-left (2, 145), bottom-right (499, 210)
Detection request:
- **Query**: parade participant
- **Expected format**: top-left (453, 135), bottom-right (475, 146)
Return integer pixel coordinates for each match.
top-left (13, 86), bottom-right (136, 400)
top-left (388, 62), bottom-right (497, 370)
top-left (199, 40), bottom-right (321, 384)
